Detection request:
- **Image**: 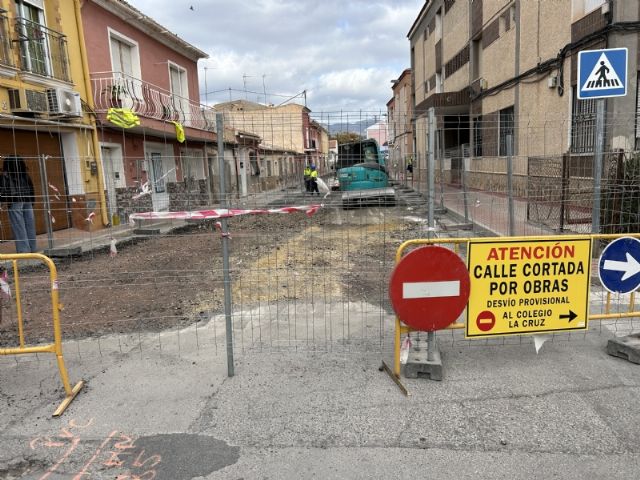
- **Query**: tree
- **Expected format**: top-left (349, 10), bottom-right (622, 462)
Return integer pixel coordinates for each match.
top-left (332, 132), bottom-right (363, 145)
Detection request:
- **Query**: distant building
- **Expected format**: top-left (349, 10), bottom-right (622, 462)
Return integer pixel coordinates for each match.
top-left (213, 100), bottom-right (328, 196)
top-left (366, 120), bottom-right (388, 149)
top-left (388, 68), bottom-right (414, 176)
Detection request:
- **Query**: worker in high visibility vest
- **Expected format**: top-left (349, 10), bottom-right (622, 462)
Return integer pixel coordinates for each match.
top-left (303, 164), bottom-right (312, 193)
top-left (309, 165), bottom-right (319, 196)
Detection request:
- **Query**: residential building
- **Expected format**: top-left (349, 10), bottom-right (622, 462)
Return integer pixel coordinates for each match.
top-left (388, 68), bottom-right (414, 179)
top-left (0, 0), bottom-right (103, 245)
top-left (213, 100), bottom-right (328, 195)
top-left (366, 120), bottom-right (388, 149)
top-left (82, 0), bottom-right (213, 219)
top-left (408, 0), bottom-right (640, 196)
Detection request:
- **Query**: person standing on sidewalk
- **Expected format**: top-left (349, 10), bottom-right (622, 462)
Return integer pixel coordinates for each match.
top-left (303, 163), bottom-right (312, 193)
top-left (1, 156), bottom-right (37, 253)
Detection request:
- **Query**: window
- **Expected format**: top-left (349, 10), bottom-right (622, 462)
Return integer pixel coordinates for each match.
top-left (499, 106), bottom-right (515, 156)
top-left (110, 37), bottom-right (134, 77)
top-left (435, 71), bottom-right (442, 93)
top-left (169, 64), bottom-right (188, 98)
top-left (249, 151), bottom-right (260, 176)
top-left (169, 62), bottom-right (189, 124)
top-left (435, 9), bottom-right (442, 40)
top-left (16, 0), bottom-right (48, 76)
top-left (181, 149), bottom-right (205, 179)
top-left (108, 30), bottom-right (141, 106)
top-left (500, 4), bottom-right (515, 33)
top-left (151, 153), bottom-right (165, 193)
top-left (471, 39), bottom-right (482, 80)
top-left (473, 116), bottom-right (483, 157)
top-left (0, 8), bottom-right (13, 67)
top-left (571, 88), bottom-right (597, 153)
top-left (181, 149), bottom-right (204, 192)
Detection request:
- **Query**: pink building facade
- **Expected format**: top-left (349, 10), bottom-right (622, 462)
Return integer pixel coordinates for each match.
top-left (82, 0), bottom-right (214, 220)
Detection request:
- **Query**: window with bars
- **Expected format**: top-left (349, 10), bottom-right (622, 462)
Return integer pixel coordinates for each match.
top-left (571, 88), bottom-right (597, 154)
top-left (499, 106), bottom-right (514, 156)
top-left (16, 0), bottom-right (48, 76)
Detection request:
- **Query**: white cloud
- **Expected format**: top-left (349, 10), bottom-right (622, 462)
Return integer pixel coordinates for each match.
top-left (125, 0), bottom-right (421, 112)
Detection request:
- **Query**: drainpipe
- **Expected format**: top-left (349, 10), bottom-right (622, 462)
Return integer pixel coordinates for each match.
top-left (74, 0), bottom-right (109, 226)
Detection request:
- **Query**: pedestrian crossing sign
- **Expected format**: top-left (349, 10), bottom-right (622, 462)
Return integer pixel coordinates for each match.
top-left (578, 48), bottom-right (627, 99)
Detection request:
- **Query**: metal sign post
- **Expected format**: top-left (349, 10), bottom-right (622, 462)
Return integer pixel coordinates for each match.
top-left (577, 48), bottom-right (628, 250)
top-left (591, 99), bottom-right (605, 240)
top-left (216, 112), bottom-right (234, 377)
top-left (506, 134), bottom-right (515, 237)
top-left (426, 107), bottom-right (436, 361)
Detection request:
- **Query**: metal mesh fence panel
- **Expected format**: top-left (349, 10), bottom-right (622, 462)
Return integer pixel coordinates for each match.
top-left (0, 110), bottom-right (638, 366)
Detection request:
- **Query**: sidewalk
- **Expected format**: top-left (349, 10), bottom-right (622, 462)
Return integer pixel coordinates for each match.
top-left (0, 186), bottom-right (300, 261)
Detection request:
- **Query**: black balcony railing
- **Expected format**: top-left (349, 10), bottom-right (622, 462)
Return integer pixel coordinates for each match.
top-left (0, 9), bottom-right (12, 68)
top-left (15, 17), bottom-right (71, 82)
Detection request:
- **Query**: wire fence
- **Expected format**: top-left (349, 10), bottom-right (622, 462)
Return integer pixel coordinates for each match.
top-left (0, 110), bottom-right (638, 366)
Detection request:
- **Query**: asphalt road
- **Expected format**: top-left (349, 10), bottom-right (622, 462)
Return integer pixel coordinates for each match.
top-left (1, 303), bottom-right (639, 479)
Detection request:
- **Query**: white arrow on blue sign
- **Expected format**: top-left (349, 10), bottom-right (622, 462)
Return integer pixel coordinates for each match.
top-left (578, 48), bottom-right (628, 100)
top-left (598, 237), bottom-right (640, 294)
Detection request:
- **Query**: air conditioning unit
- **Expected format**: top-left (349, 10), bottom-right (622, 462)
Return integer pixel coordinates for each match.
top-left (47, 88), bottom-right (83, 117)
top-left (8, 89), bottom-right (49, 114)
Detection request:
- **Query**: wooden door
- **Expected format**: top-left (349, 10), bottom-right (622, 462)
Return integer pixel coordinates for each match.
top-left (0, 130), bottom-right (71, 242)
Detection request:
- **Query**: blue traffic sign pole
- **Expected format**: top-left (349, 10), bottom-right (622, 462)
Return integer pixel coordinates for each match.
top-left (591, 99), bottom-right (605, 254)
top-left (578, 49), bottom-right (628, 255)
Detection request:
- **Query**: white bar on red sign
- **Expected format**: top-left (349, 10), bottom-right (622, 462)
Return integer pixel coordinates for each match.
top-left (402, 281), bottom-right (460, 299)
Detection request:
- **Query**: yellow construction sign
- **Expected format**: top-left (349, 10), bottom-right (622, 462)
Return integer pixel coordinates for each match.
top-left (466, 237), bottom-right (592, 338)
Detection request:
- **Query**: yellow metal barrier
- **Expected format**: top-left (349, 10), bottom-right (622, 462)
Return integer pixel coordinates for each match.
top-left (392, 233), bottom-right (640, 377)
top-left (0, 253), bottom-right (84, 416)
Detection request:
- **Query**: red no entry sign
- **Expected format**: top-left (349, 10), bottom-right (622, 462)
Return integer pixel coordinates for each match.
top-left (476, 310), bottom-right (496, 332)
top-left (389, 246), bottom-right (471, 331)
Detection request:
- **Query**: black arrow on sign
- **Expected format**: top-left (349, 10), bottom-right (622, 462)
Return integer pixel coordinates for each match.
top-left (560, 310), bottom-right (578, 323)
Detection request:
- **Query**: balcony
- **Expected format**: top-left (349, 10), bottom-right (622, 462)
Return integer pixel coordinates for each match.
top-left (0, 9), bottom-right (13, 69)
top-left (91, 72), bottom-right (213, 131)
top-left (15, 17), bottom-right (70, 83)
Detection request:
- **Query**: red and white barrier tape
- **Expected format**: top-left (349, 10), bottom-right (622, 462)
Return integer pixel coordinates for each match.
top-left (129, 204), bottom-right (322, 222)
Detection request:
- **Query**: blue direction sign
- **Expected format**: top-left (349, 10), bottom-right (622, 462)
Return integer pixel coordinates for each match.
top-left (578, 48), bottom-right (627, 99)
top-left (598, 237), bottom-right (640, 294)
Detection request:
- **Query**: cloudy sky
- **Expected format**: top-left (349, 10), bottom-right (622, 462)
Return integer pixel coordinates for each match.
top-left (127, 0), bottom-right (422, 114)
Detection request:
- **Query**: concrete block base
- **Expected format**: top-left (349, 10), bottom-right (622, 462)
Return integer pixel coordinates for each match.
top-left (403, 343), bottom-right (443, 381)
top-left (607, 333), bottom-right (640, 364)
